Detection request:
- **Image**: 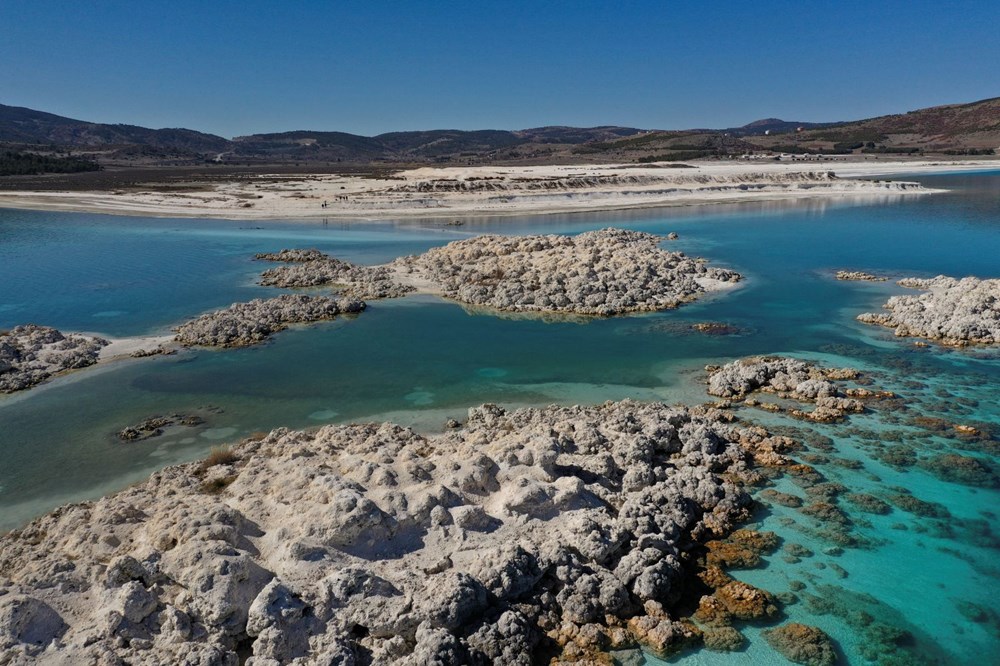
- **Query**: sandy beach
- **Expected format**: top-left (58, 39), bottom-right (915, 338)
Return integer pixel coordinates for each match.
top-left (0, 159), bottom-right (995, 221)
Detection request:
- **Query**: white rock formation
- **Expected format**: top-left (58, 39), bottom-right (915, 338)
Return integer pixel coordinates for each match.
top-left (393, 228), bottom-right (741, 315)
top-left (0, 400), bottom-right (776, 664)
top-left (857, 275), bottom-right (1000, 345)
top-left (0, 325), bottom-right (108, 393)
top-left (706, 356), bottom-right (871, 422)
top-left (255, 249), bottom-right (330, 263)
top-left (174, 294), bottom-right (365, 348)
top-left (835, 270), bottom-right (887, 282)
top-left (259, 256), bottom-right (415, 300)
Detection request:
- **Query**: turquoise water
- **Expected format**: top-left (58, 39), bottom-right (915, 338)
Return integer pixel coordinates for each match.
top-left (1, 172), bottom-right (998, 664)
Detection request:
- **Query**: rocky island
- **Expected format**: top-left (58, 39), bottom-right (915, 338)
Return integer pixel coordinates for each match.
top-left (0, 399), bottom-right (803, 664)
top-left (257, 250), bottom-right (415, 300)
top-left (0, 324), bottom-right (108, 393)
top-left (174, 294), bottom-right (366, 348)
top-left (857, 275), bottom-right (1000, 346)
top-left (393, 228), bottom-right (741, 315)
top-left (834, 270), bottom-right (887, 282)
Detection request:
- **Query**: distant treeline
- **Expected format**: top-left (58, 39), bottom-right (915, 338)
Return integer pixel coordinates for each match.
top-left (0, 151), bottom-right (101, 176)
top-left (637, 150), bottom-right (717, 162)
top-left (941, 148), bottom-right (996, 155)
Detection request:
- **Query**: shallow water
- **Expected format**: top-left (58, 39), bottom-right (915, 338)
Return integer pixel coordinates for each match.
top-left (1, 171), bottom-right (998, 664)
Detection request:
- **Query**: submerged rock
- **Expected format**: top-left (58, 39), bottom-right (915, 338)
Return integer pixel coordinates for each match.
top-left (393, 228), bottom-right (741, 315)
top-left (0, 400), bottom-right (770, 663)
top-left (0, 324), bottom-right (108, 393)
top-left (174, 294), bottom-right (365, 347)
top-left (918, 453), bottom-right (999, 488)
top-left (763, 623), bottom-right (838, 666)
top-left (117, 414), bottom-right (206, 442)
top-left (857, 275), bottom-right (1000, 345)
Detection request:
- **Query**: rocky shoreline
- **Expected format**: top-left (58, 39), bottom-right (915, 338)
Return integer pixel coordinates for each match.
top-left (174, 294), bottom-right (366, 348)
top-left (857, 275), bottom-right (1000, 346)
top-left (393, 228), bottom-right (741, 316)
top-left (0, 398), bottom-right (824, 664)
top-left (0, 325), bottom-right (108, 393)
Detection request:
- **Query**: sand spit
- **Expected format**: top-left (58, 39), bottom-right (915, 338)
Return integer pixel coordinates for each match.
top-left (392, 228), bottom-right (740, 315)
top-left (0, 160), bottom-right (973, 221)
top-left (174, 294), bottom-right (366, 348)
top-left (857, 275), bottom-right (1000, 346)
top-left (0, 324), bottom-right (108, 393)
top-left (0, 399), bottom-right (796, 664)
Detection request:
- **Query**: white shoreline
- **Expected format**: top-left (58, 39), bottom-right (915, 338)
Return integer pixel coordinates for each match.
top-left (1, 159), bottom-right (993, 222)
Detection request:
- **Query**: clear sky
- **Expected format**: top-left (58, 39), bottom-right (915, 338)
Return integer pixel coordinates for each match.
top-left (2, 1), bottom-right (998, 138)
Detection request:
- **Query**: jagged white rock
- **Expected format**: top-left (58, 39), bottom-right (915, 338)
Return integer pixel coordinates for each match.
top-left (174, 294), bottom-right (365, 348)
top-left (0, 400), bottom-right (775, 664)
top-left (857, 275), bottom-right (1000, 345)
top-left (259, 256), bottom-right (415, 300)
top-left (393, 228), bottom-right (741, 315)
top-left (0, 325), bottom-right (108, 393)
top-left (705, 356), bottom-right (870, 422)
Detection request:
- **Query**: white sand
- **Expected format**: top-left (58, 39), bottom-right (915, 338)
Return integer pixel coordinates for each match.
top-left (1, 159), bottom-right (995, 221)
top-left (97, 334), bottom-right (176, 361)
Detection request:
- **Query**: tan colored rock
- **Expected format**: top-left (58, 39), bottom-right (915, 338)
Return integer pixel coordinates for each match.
top-left (763, 622), bottom-right (838, 666)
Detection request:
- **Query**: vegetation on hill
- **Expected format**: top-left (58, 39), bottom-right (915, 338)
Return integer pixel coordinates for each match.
top-left (0, 150), bottom-right (101, 176)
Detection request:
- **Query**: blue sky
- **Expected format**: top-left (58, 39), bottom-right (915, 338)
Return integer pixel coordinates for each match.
top-left (2, 1), bottom-right (998, 137)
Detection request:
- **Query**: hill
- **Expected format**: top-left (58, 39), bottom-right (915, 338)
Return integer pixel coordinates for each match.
top-left (0, 103), bottom-right (229, 156)
top-left (1, 97), bottom-right (997, 169)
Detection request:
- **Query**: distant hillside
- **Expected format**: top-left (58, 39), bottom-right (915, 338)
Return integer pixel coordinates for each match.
top-left (0, 103), bottom-right (229, 155)
top-left (726, 118), bottom-right (840, 136)
top-left (1, 97), bottom-right (996, 169)
top-left (233, 126), bottom-right (645, 162)
top-left (751, 97), bottom-right (1000, 155)
top-left (570, 97), bottom-right (999, 161)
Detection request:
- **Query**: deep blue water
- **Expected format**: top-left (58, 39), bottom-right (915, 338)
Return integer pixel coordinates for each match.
top-left (0, 171), bottom-right (998, 664)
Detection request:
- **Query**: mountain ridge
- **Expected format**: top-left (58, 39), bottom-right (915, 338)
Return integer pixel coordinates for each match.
top-left (1, 97), bottom-right (997, 166)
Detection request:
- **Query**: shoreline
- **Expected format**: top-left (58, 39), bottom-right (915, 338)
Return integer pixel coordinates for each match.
top-left (0, 159), bottom-right (993, 222)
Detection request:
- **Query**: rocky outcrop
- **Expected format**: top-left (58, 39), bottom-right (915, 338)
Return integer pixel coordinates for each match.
top-left (835, 270), bottom-right (887, 282)
top-left (259, 256), bottom-right (415, 300)
top-left (705, 356), bottom-right (880, 422)
top-left (393, 228), bottom-right (741, 316)
top-left (857, 275), bottom-right (1000, 345)
top-left (0, 325), bottom-right (108, 393)
top-left (255, 248), bottom-right (330, 263)
top-left (174, 294), bottom-right (365, 348)
top-left (118, 414), bottom-right (206, 443)
top-left (0, 400), bottom-right (773, 664)
top-left (763, 623), bottom-right (838, 666)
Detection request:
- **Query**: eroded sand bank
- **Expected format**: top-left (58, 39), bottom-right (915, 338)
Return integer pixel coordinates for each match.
top-left (0, 160), bottom-right (987, 221)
